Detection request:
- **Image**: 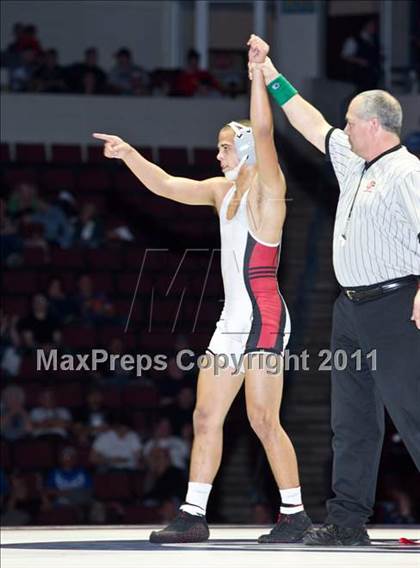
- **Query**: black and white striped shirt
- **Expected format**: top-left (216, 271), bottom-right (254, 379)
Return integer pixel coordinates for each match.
top-left (326, 128), bottom-right (420, 286)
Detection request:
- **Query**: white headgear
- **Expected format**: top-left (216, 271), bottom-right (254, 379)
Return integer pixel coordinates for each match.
top-left (224, 121), bottom-right (256, 181)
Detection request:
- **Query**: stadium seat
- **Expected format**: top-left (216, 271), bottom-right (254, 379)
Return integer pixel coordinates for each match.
top-left (62, 326), bottom-right (98, 349)
top-left (0, 142), bottom-right (10, 162)
top-left (157, 147), bottom-right (188, 167)
top-left (23, 245), bottom-right (48, 266)
top-left (93, 471), bottom-right (133, 501)
top-left (55, 382), bottom-right (84, 408)
top-left (85, 249), bottom-right (121, 271)
top-left (123, 504), bottom-right (160, 524)
top-left (36, 506), bottom-right (80, 525)
top-left (13, 439), bottom-right (56, 470)
top-left (51, 144), bottom-right (82, 164)
top-left (50, 248), bottom-right (85, 269)
top-left (3, 271), bottom-right (40, 295)
top-left (87, 144), bottom-right (105, 163)
top-left (77, 168), bottom-right (112, 192)
top-left (121, 386), bottom-right (159, 409)
top-left (15, 143), bottom-right (46, 163)
top-left (114, 170), bottom-right (143, 192)
top-left (2, 296), bottom-right (28, 317)
top-left (193, 147), bottom-right (216, 166)
top-left (4, 168), bottom-right (39, 187)
top-left (1, 440), bottom-right (12, 471)
top-left (134, 147), bottom-right (153, 161)
top-left (41, 168), bottom-right (75, 192)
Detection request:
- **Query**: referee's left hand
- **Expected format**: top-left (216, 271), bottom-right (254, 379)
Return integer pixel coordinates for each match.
top-left (411, 288), bottom-right (420, 330)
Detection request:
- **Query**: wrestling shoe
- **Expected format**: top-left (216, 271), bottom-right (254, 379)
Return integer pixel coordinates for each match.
top-left (303, 524), bottom-right (371, 546)
top-left (258, 511), bottom-right (312, 543)
top-left (149, 510), bottom-right (209, 543)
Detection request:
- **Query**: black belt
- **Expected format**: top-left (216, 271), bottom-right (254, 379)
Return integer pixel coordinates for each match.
top-left (342, 275), bottom-right (418, 303)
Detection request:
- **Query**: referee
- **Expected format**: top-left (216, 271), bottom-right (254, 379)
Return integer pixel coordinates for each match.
top-left (247, 35), bottom-right (420, 546)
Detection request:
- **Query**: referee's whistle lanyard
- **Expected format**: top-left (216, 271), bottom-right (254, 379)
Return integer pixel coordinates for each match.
top-left (340, 164), bottom-right (367, 245)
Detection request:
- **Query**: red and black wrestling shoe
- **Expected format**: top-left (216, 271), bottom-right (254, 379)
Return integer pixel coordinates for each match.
top-left (149, 510), bottom-right (209, 544)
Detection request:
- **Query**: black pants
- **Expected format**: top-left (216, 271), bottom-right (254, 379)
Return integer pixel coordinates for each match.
top-left (326, 281), bottom-right (420, 528)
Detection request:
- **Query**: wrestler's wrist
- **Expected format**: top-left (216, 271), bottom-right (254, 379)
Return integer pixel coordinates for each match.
top-left (262, 57), bottom-right (279, 85)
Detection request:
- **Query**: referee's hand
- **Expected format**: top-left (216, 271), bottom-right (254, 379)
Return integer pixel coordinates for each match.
top-left (411, 288), bottom-right (420, 330)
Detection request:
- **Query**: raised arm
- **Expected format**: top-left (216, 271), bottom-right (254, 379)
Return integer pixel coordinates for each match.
top-left (248, 40), bottom-right (285, 196)
top-left (248, 35), bottom-right (332, 153)
top-left (93, 133), bottom-right (224, 206)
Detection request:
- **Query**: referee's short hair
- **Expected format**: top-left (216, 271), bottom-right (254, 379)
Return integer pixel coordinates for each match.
top-left (354, 90), bottom-right (402, 136)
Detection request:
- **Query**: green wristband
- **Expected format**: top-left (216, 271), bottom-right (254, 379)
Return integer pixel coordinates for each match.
top-left (267, 74), bottom-right (298, 106)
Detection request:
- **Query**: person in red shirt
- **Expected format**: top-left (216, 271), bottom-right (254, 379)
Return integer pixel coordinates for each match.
top-left (174, 49), bottom-right (221, 97)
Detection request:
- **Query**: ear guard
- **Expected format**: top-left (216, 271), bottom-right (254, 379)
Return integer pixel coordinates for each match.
top-left (228, 121), bottom-right (256, 166)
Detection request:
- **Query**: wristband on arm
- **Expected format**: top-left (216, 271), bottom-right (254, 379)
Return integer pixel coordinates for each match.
top-left (267, 74), bottom-right (298, 106)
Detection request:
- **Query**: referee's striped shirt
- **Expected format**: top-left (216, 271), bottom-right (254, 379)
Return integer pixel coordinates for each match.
top-left (326, 128), bottom-right (420, 287)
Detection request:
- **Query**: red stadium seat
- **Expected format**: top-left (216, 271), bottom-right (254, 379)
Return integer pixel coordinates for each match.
top-left (23, 245), bottom-right (48, 266)
top-left (4, 168), bottom-right (39, 187)
top-left (85, 249), bottom-right (121, 271)
top-left (41, 168), bottom-right (75, 192)
top-left (13, 439), bottom-right (56, 470)
top-left (114, 170), bottom-right (143, 192)
top-left (87, 144), bottom-right (105, 163)
top-left (123, 505), bottom-right (160, 524)
top-left (101, 388), bottom-right (122, 409)
top-left (15, 143), bottom-right (46, 163)
top-left (77, 168), bottom-right (112, 192)
top-left (3, 271), bottom-right (39, 295)
top-left (121, 386), bottom-right (159, 409)
top-left (2, 296), bottom-right (28, 317)
top-left (50, 248), bottom-right (85, 269)
top-left (0, 143), bottom-right (11, 162)
top-left (158, 147), bottom-right (188, 167)
top-left (51, 144), bottom-right (82, 164)
top-left (62, 326), bottom-right (98, 349)
top-left (193, 147), bottom-right (216, 166)
top-left (55, 382), bottom-right (84, 408)
top-left (1, 440), bottom-right (12, 471)
top-left (93, 471), bottom-right (133, 501)
top-left (36, 506), bottom-right (80, 525)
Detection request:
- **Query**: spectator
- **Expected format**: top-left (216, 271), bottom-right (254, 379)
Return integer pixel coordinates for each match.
top-left (108, 47), bottom-right (149, 95)
top-left (41, 447), bottom-right (92, 516)
top-left (30, 389), bottom-right (72, 439)
top-left (0, 385), bottom-right (32, 441)
top-left (158, 356), bottom-right (194, 405)
top-left (174, 48), bottom-right (221, 97)
top-left (66, 47), bottom-right (108, 94)
top-left (32, 48), bottom-right (66, 93)
top-left (2, 22), bottom-right (25, 68)
top-left (17, 24), bottom-right (43, 56)
top-left (9, 46), bottom-right (40, 92)
top-left (31, 198), bottom-right (74, 248)
top-left (74, 274), bottom-right (115, 326)
top-left (1, 198), bottom-right (23, 267)
top-left (96, 337), bottom-right (132, 387)
top-left (73, 202), bottom-right (104, 248)
top-left (166, 386), bottom-right (195, 435)
top-left (90, 414), bottom-right (142, 471)
top-left (341, 18), bottom-right (382, 91)
top-left (0, 471), bottom-right (32, 526)
top-left (7, 182), bottom-right (41, 221)
top-left (17, 294), bottom-right (61, 349)
top-left (73, 389), bottom-right (108, 445)
top-left (143, 417), bottom-right (190, 471)
top-left (142, 447), bottom-right (186, 506)
top-left (0, 310), bottom-right (22, 377)
top-left (46, 277), bottom-right (77, 325)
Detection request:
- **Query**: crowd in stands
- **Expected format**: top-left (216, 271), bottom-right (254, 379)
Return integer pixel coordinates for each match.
top-left (1, 23), bottom-right (244, 97)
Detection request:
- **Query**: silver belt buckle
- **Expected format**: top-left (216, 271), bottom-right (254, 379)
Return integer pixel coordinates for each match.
top-left (346, 290), bottom-right (356, 300)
